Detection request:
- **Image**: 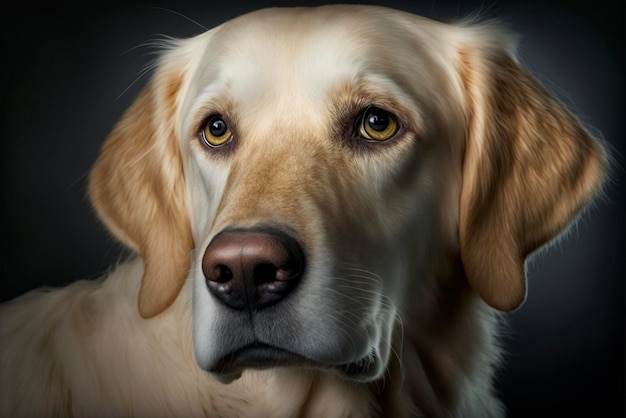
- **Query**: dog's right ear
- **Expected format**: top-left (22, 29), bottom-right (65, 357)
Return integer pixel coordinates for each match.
top-left (89, 64), bottom-right (193, 318)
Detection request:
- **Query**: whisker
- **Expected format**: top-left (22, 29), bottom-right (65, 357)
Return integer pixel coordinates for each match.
top-left (335, 274), bottom-right (396, 308)
top-left (152, 6), bottom-right (209, 32)
top-left (335, 282), bottom-right (395, 309)
top-left (115, 34), bottom-right (182, 101)
top-left (120, 34), bottom-right (179, 56)
top-left (392, 311), bottom-right (406, 387)
top-left (115, 59), bottom-right (158, 101)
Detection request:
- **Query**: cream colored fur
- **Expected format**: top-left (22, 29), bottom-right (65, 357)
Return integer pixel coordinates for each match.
top-left (1, 260), bottom-right (377, 417)
top-left (0, 5), bottom-right (606, 417)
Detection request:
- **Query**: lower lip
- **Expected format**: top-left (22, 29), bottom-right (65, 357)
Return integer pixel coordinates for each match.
top-left (210, 344), bottom-right (376, 382)
top-left (341, 353), bottom-right (376, 378)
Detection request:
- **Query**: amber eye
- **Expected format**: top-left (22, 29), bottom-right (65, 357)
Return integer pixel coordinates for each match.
top-left (357, 107), bottom-right (399, 141)
top-left (201, 116), bottom-right (232, 147)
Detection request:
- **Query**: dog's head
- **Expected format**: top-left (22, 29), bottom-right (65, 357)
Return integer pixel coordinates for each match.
top-left (89, 6), bottom-right (606, 383)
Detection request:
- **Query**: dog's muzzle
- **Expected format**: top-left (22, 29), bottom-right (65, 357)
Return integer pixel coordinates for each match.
top-left (198, 226), bottom-right (382, 383)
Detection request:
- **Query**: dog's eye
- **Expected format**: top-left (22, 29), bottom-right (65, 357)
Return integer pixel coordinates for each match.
top-left (356, 107), bottom-right (399, 141)
top-left (201, 116), bottom-right (232, 147)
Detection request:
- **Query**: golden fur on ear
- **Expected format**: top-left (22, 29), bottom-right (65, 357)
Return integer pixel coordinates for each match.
top-left (458, 43), bottom-right (606, 311)
top-left (89, 74), bottom-right (192, 318)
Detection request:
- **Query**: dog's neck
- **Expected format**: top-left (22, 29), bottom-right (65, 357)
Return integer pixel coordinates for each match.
top-left (373, 259), bottom-right (503, 417)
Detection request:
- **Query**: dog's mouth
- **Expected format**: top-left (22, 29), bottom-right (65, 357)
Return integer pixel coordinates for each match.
top-left (342, 353), bottom-right (377, 378)
top-left (209, 342), bottom-right (377, 383)
top-left (210, 343), bottom-right (303, 382)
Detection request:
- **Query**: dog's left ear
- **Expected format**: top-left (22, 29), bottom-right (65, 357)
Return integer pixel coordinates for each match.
top-left (457, 34), bottom-right (607, 311)
top-left (89, 65), bottom-right (193, 318)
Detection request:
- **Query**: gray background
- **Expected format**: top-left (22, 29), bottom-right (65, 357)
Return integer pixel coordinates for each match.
top-left (1, 0), bottom-right (623, 415)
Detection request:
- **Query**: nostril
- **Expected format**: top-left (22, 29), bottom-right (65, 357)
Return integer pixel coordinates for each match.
top-left (203, 264), bottom-right (234, 284)
top-left (254, 264), bottom-right (278, 285)
top-left (214, 265), bottom-right (233, 283)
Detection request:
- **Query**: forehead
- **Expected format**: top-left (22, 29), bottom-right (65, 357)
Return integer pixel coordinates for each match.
top-left (179, 6), bottom-right (456, 131)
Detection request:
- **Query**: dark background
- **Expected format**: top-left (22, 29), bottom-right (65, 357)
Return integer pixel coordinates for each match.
top-left (1, 0), bottom-right (624, 416)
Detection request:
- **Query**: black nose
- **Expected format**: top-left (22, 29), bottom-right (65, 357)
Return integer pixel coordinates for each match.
top-left (202, 228), bottom-right (304, 310)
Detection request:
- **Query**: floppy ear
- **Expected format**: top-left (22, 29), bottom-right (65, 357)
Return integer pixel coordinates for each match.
top-left (458, 39), bottom-right (607, 311)
top-left (89, 72), bottom-right (193, 318)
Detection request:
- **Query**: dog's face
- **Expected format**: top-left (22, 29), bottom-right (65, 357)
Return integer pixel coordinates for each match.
top-left (89, 6), bottom-right (606, 384)
top-left (183, 8), bottom-right (466, 382)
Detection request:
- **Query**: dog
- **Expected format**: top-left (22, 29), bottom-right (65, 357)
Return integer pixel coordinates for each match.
top-left (0, 5), bottom-right (607, 417)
